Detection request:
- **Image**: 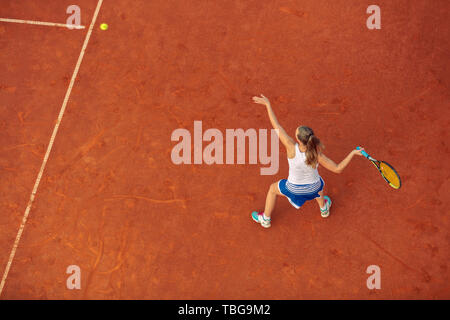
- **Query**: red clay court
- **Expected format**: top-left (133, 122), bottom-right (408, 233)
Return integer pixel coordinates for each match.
top-left (0, 0), bottom-right (449, 299)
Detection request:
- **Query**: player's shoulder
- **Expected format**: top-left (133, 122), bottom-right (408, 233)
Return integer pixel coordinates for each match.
top-left (318, 152), bottom-right (328, 161)
top-left (285, 138), bottom-right (296, 150)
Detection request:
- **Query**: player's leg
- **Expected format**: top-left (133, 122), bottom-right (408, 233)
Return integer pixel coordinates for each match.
top-left (251, 181), bottom-right (281, 228)
top-left (264, 182), bottom-right (282, 218)
top-left (315, 190), bottom-right (325, 208)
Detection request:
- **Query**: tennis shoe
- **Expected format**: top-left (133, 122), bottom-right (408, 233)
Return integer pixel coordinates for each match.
top-left (320, 196), bottom-right (332, 218)
top-left (251, 211), bottom-right (271, 228)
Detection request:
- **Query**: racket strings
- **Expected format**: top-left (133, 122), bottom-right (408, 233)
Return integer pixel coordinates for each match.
top-left (380, 162), bottom-right (401, 188)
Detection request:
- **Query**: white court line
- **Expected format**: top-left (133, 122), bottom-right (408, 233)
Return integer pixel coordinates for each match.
top-left (0, 18), bottom-right (85, 29)
top-left (0, 0), bottom-right (103, 296)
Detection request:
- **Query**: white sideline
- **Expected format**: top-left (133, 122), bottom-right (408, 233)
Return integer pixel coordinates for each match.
top-left (0, 17), bottom-right (85, 29)
top-left (0, 0), bottom-right (104, 296)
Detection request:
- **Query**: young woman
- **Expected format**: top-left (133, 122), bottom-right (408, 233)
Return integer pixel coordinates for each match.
top-left (251, 94), bottom-right (364, 228)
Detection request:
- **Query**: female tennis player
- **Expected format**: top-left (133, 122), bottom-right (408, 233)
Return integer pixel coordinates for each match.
top-left (251, 94), bottom-right (364, 228)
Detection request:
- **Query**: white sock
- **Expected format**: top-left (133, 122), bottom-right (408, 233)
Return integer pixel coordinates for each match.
top-left (263, 214), bottom-right (271, 221)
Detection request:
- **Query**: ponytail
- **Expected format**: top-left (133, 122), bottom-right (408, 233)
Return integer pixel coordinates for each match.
top-left (296, 126), bottom-right (324, 167)
top-left (305, 134), bottom-right (322, 167)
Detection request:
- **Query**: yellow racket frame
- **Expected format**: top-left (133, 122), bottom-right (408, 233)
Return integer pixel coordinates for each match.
top-left (370, 160), bottom-right (401, 189)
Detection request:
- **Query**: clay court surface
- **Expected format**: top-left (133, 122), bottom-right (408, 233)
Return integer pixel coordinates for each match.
top-left (0, 0), bottom-right (449, 299)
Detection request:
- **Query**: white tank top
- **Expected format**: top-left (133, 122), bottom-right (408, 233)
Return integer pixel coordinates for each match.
top-left (287, 144), bottom-right (320, 185)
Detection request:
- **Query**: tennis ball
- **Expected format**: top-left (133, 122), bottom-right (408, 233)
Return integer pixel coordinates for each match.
top-left (100, 23), bottom-right (108, 30)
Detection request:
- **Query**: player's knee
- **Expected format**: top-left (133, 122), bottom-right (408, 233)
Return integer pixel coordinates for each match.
top-left (269, 182), bottom-right (278, 194)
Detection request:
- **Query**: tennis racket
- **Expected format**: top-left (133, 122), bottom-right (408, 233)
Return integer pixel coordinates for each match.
top-left (356, 146), bottom-right (401, 189)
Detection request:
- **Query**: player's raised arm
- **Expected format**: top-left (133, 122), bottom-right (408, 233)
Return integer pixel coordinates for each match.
top-left (252, 94), bottom-right (295, 150)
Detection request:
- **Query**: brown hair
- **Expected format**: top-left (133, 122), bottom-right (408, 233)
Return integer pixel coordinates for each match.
top-left (296, 126), bottom-right (323, 167)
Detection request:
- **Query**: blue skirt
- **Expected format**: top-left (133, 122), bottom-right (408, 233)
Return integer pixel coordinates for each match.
top-left (278, 177), bottom-right (324, 209)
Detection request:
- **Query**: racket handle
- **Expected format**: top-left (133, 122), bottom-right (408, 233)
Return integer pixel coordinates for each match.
top-left (356, 146), bottom-right (370, 159)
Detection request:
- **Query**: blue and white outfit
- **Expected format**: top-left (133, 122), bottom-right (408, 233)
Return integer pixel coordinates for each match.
top-left (278, 144), bottom-right (324, 209)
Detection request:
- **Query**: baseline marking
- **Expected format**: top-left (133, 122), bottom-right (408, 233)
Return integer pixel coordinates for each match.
top-left (0, 0), bottom-right (103, 296)
top-left (0, 18), bottom-right (85, 29)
